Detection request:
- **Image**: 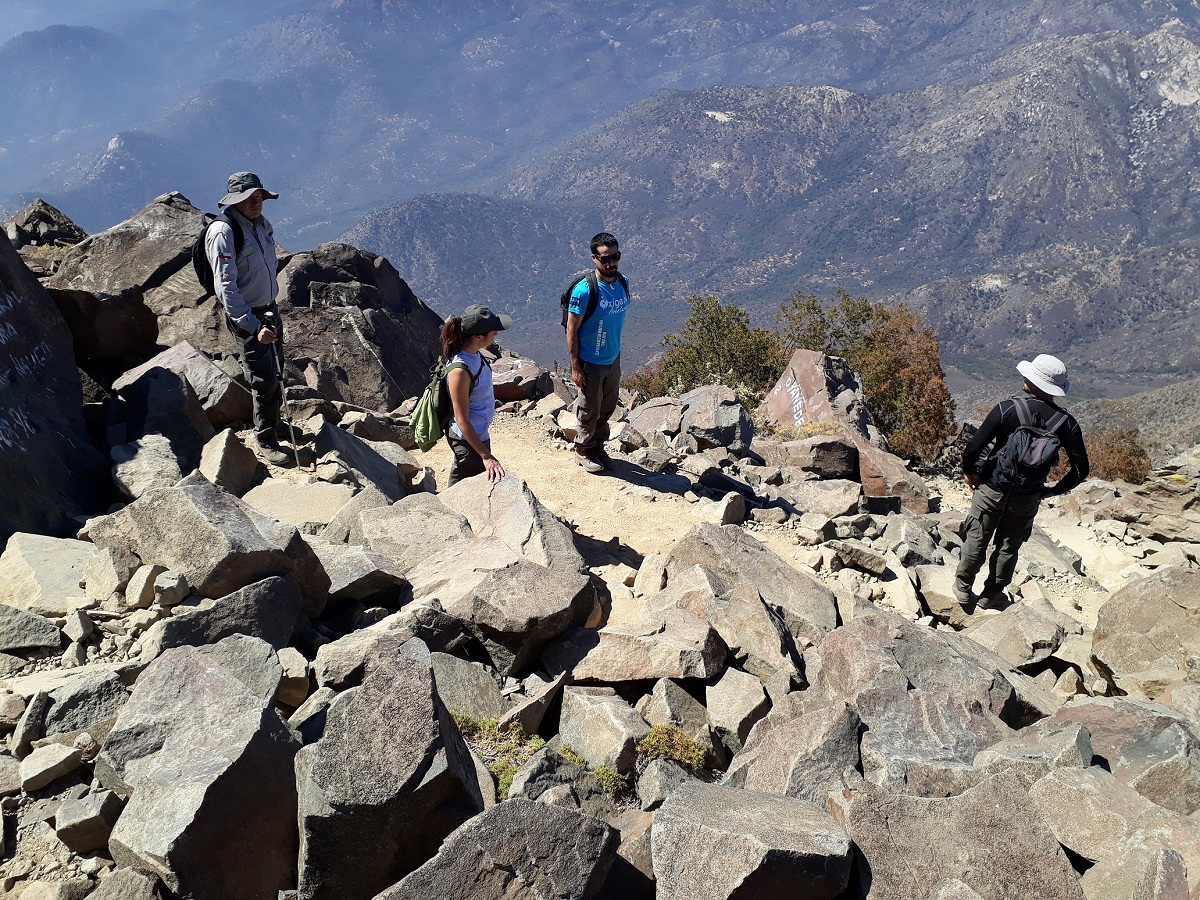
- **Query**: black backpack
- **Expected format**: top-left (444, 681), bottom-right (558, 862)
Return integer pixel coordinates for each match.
top-left (989, 397), bottom-right (1068, 492)
top-left (190, 212), bottom-right (245, 296)
top-left (559, 270), bottom-right (629, 330)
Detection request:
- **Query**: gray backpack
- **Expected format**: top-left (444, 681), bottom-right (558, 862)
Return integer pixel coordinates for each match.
top-left (989, 397), bottom-right (1067, 492)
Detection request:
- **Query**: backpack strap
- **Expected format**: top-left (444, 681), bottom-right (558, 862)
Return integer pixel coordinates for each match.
top-left (582, 272), bottom-right (600, 326)
top-left (1044, 410), bottom-right (1069, 434)
top-left (444, 357), bottom-right (486, 394)
top-left (1010, 396), bottom-right (1032, 427)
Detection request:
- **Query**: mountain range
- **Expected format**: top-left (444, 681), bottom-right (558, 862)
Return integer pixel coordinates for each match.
top-left (6, 1), bottom-right (1200, 396)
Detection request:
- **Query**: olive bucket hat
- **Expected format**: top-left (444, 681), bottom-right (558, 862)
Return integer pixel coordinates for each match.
top-left (461, 304), bottom-right (513, 336)
top-left (219, 172), bottom-right (280, 207)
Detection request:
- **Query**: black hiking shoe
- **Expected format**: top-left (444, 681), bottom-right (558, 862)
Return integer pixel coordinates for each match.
top-left (255, 437), bottom-right (293, 467)
top-left (574, 448), bottom-right (604, 474)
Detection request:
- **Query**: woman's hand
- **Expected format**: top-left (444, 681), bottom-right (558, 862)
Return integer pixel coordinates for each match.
top-left (482, 454), bottom-right (505, 482)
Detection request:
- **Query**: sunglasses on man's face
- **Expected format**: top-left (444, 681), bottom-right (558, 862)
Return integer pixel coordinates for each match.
top-left (595, 252), bottom-right (621, 263)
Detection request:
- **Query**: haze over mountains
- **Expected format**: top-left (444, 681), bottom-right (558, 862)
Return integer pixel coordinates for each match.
top-left (6, 1), bottom-right (1200, 393)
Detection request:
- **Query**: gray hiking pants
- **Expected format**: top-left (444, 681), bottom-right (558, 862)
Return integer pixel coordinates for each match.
top-left (574, 355), bottom-right (621, 452)
top-left (955, 483), bottom-right (1043, 596)
top-left (226, 303), bottom-right (282, 444)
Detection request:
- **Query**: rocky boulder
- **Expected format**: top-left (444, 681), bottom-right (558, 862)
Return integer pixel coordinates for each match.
top-left (277, 242), bottom-right (443, 410)
top-left (47, 287), bottom-right (158, 361)
top-left (112, 341), bottom-right (251, 429)
top-left (296, 637), bottom-right (484, 899)
top-left (85, 473), bottom-right (330, 618)
top-left (96, 646), bottom-right (299, 900)
top-left (678, 385), bottom-right (753, 453)
top-left (5, 198), bottom-right (87, 249)
top-left (374, 799), bottom-right (618, 900)
top-left (0, 233), bottom-right (105, 544)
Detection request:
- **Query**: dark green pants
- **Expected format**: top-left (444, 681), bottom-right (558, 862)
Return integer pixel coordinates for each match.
top-left (955, 483), bottom-right (1043, 596)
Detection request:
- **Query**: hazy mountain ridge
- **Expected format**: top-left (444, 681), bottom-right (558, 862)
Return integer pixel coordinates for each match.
top-left (7, 0), bottom-right (1200, 238)
top-left (344, 22), bottom-right (1200, 390)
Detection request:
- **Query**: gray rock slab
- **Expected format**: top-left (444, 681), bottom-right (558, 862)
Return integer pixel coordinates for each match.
top-left (645, 564), bottom-right (800, 680)
top-left (430, 652), bottom-right (507, 722)
top-left (438, 474), bottom-right (585, 574)
top-left (1045, 696), bottom-right (1200, 816)
top-left (137, 575), bottom-right (302, 661)
top-left (845, 772), bottom-right (1085, 900)
top-left (374, 799), bottom-right (618, 900)
top-left (0, 533), bottom-right (95, 618)
top-left (96, 645), bottom-right (299, 900)
top-left (499, 671), bottom-right (568, 736)
top-left (665, 523), bottom-right (838, 652)
top-left (111, 433), bottom-right (185, 499)
top-left (964, 602), bottom-right (1064, 671)
top-left (442, 559), bottom-right (594, 677)
top-left (118, 365), bottom-right (216, 472)
top-left (362, 492), bottom-right (475, 575)
top-left (544, 608), bottom-right (727, 683)
top-left (559, 686), bottom-right (650, 772)
top-left (1029, 765), bottom-right (1200, 889)
top-left (242, 479), bottom-right (357, 530)
top-left (812, 611), bottom-right (1017, 796)
top-left (321, 484), bottom-right (392, 544)
top-left (86, 473), bottom-right (330, 618)
top-left (305, 537), bottom-right (408, 606)
top-left (87, 868), bottom-right (166, 899)
top-left (0, 603), bottom-right (62, 652)
top-left (198, 428), bottom-right (260, 497)
top-left (312, 418), bottom-right (406, 501)
top-left (197, 634), bottom-right (283, 705)
top-left (44, 668), bottom-right (128, 737)
top-left (724, 691), bottom-right (862, 805)
top-left (679, 384), bottom-right (753, 452)
top-left (652, 781), bottom-right (852, 900)
top-left (112, 340), bottom-right (251, 430)
top-left (1092, 566), bottom-right (1200, 694)
top-left (777, 478), bottom-right (864, 518)
top-left (55, 789), bottom-right (125, 853)
top-left (20, 742), bottom-right (84, 791)
top-left (973, 720), bottom-right (1093, 787)
top-left (705, 667), bottom-right (769, 755)
top-left (313, 628), bottom-right (393, 690)
top-left (296, 637), bottom-right (484, 900)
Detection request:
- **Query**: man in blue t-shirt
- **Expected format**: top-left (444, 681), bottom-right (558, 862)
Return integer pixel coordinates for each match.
top-left (566, 231), bottom-right (631, 473)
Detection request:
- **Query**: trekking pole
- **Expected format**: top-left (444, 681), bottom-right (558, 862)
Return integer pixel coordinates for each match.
top-left (271, 341), bottom-right (306, 471)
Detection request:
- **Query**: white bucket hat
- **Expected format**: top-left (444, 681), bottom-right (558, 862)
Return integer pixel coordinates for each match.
top-left (1017, 354), bottom-right (1069, 397)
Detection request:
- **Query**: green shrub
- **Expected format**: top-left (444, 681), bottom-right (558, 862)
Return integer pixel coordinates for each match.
top-left (636, 724), bottom-right (707, 772)
top-left (557, 743), bottom-right (588, 769)
top-left (656, 295), bottom-right (786, 400)
top-left (593, 765), bottom-right (630, 798)
top-left (452, 714), bottom-right (546, 800)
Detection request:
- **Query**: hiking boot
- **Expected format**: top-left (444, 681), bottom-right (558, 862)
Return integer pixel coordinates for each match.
top-left (978, 588), bottom-right (1008, 609)
top-left (574, 448), bottom-right (604, 474)
top-left (952, 583), bottom-right (975, 608)
top-left (592, 445), bottom-right (615, 470)
top-left (255, 437), bottom-right (293, 467)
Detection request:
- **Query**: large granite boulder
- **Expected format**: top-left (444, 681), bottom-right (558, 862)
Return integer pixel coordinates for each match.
top-left (311, 419), bottom-right (408, 501)
top-left (296, 637), bottom-right (484, 900)
top-left (812, 611), bottom-right (1018, 796)
top-left (644, 564), bottom-right (801, 680)
top-left (665, 524), bottom-right (837, 651)
top-left (113, 341), bottom-right (251, 429)
top-left (85, 473), bottom-right (329, 618)
top-left (678, 385), bottom-right (753, 453)
top-left (438, 475), bottom-right (585, 574)
top-left (0, 533), bottom-right (95, 617)
top-left (652, 782), bottom-right (852, 900)
top-left (1092, 566), bottom-right (1200, 694)
top-left (844, 772), bottom-right (1085, 899)
top-left (96, 646), bottom-right (299, 900)
top-left (441, 560), bottom-right (594, 676)
top-left (277, 242), bottom-right (443, 410)
top-left (5, 198), bottom-right (87, 248)
top-left (47, 286), bottom-right (159, 361)
top-left (374, 799), bottom-right (618, 900)
top-left (0, 233), bottom-right (105, 544)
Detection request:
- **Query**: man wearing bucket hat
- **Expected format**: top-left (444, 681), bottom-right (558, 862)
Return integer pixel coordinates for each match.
top-left (954, 353), bottom-right (1089, 608)
top-left (204, 171), bottom-right (290, 466)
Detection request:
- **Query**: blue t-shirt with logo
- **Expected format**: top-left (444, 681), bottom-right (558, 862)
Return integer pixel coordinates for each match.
top-left (569, 274), bottom-right (631, 366)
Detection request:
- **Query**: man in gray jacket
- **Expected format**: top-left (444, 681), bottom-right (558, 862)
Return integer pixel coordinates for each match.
top-left (205, 171), bottom-right (290, 465)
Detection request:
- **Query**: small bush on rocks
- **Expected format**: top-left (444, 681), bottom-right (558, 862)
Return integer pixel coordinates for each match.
top-left (453, 715), bottom-right (546, 799)
top-left (593, 765), bottom-right (631, 798)
top-left (636, 724), bottom-right (707, 773)
top-left (1086, 427), bottom-right (1152, 484)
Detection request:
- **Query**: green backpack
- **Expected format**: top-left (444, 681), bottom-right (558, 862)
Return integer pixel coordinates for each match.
top-left (412, 357), bottom-right (485, 452)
